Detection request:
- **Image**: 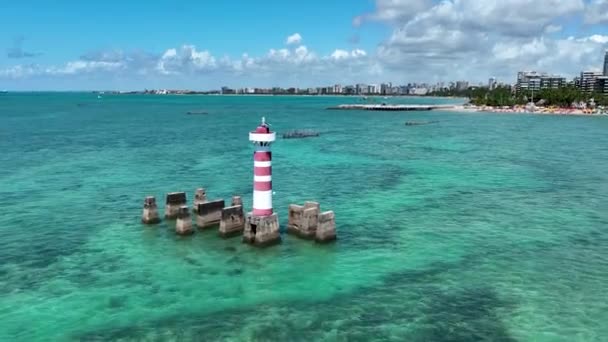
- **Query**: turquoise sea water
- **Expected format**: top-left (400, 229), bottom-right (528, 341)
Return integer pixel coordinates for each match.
top-left (0, 93), bottom-right (607, 341)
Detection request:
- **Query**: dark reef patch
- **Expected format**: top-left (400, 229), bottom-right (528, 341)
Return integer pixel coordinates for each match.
top-left (72, 257), bottom-right (517, 341)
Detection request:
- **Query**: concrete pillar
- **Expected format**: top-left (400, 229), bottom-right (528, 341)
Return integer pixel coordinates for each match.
top-left (219, 204), bottom-right (245, 237)
top-left (301, 206), bottom-right (319, 237)
top-left (231, 196), bottom-right (243, 206)
top-left (315, 211), bottom-right (336, 243)
top-left (304, 201), bottom-right (320, 211)
top-left (195, 199), bottom-right (225, 229)
top-left (175, 205), bottom-right (193, 235)
top-left (192, 188), bottom-right (207, 213)
top-left (243, 212), bottom-right (280, 247)
top-left (165, 192), bottom-right (186, 219)
top-left (287, 204), bottom-right (304, 234)
top-left (287, 202), bottom-right (319, 239)
top-left (141, 196), bottom-right (161, 224)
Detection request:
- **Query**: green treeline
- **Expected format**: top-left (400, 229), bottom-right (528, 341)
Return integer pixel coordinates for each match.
top-left (430, 86), bottom-right (608, 107)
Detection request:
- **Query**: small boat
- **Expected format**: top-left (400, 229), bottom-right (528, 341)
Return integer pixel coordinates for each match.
top-left (186, 110), bottom-right (208, 115)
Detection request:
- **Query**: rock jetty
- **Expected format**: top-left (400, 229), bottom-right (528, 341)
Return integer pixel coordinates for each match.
top-left (327, 104), bottom-right (453, 111)
top-left (282, 130), bottom-right (320, 139)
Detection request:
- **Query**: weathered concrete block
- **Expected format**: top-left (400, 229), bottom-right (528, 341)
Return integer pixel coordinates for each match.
top-left (243, 213), bottom-right (280, 247)
top-left (165, 192), bottom-right (186, 219)
top-left (192, 188), bottom-right (208, 213)
top-left (302, 206), bottom-right (319, 233)
top-left (287, 202), bottom-right (320, 239)
top-left (304, 201), bottom-right (320, 211)
top-left (175, 205), bottom-right (193, 235)
top-left (231, 196), bottom-right (243, 206)
top-left (195, 199), bottom-right (225, 229)
top-left (219, 205), bottom-right (245, 237)
top-left (287, 204), bottom-right (303, 232)
top-left (142, 196), bottom-right (161, 224)
top-left (315, 210), bottom-right (336, 243)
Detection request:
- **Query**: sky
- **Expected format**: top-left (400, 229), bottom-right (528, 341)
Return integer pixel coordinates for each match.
top-left (1, 0), bottom-right (608, 90)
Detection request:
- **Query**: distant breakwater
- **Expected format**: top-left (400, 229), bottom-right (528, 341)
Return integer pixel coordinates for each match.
top-left (327, 104), bottom-right (454, 111)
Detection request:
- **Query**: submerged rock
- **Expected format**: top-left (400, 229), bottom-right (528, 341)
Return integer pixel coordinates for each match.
top-left (405, 121), bottom-right (439, 126)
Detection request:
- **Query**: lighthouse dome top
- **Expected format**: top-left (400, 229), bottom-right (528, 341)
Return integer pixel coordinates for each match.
top-left (255, 125), bottom-right (270, 133)
top-left (249, 116), bottom-right (276, 142)
top-left (253, 116), bottom-right (272, 134)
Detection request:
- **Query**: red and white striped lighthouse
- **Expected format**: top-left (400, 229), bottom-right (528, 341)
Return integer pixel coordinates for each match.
top-left (249, 117), bottom-right (276, 216)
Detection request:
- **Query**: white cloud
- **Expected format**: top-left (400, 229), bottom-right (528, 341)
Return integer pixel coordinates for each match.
top-left (294, 45), bottom-right (315, 63)
top-left (267, 48), bottom-right (291, 61)
top-left (544, 24), bottom-right (562, 33)
top-left (330, 49), bottom-right (367, 60)
top-left (5, 42), bottom-right (372, 84)
top-left (492, 38), bottom-right (548, 61)
top-left (363, 0), bottom-right (602, 82)
top-left (354, 0), bottom-right (432, 26)
top-left (156, 45), bottom-right (216, 75)
top-left (262, 45), bottom-right (317, 66)
top-left (582, 34), bottom-right (608, 44)
top-left (585, 0), bottom-right (608, 23)
top-left (0, 61), bottom-right (123, 78)
top-left (46, 61), bottom-right (124, 75)
top-left (0, 64), bottom-right (40, 78)
top-left (1, 0), bottom-right (607, 89)
top-left (286, 33), bottom-right (302, 45)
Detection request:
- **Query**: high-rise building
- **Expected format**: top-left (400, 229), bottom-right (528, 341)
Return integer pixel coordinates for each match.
top-left (517, 71), bottom-right (541, 93)
top-left (516, 71), bottom-right (565, 94)
top-left (343, 85), bottom-right (355, 95)
top-left (366, 84), bottom-right (380, 94)
top-left (596, 76), bottom-right (608, 94)
top-left (579, 71), bottom-right (604, 93)
top-left (221, 86), bottom-right (235, 94)
top-left (540, 75), bottom-right (566, 89)
top-left (488, 77), bottom-right (497, 90)
top-left (380, 83), bottom-right (391, 95)
top-left (356, 83), bottom-right (367, 95)
top-left (603, 50), bottom-right (608, 76)
top-left (456, 81), bottom-right (469, 91)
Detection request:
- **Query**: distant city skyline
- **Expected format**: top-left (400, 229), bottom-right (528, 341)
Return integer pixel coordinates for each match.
top-left (1, 0), bottom-right (608, 90)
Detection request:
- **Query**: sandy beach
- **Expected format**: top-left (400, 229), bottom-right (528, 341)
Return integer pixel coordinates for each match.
top-left (445, 105), bottom-right (607, 116)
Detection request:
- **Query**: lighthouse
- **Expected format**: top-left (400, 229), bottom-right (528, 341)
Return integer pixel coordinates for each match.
top-left (243, 117), bottom-right (281, 246)
top-left (251, 116), bottom-right (274, 216)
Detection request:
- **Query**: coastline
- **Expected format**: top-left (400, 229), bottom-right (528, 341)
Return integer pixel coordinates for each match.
top-left (444, 105), bottom-right (608, 117)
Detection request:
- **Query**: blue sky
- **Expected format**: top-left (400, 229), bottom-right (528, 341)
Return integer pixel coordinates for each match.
top-left (1, 0), bottom-right (608, 90)
top-left (0, 1), bottom-right (383, 62)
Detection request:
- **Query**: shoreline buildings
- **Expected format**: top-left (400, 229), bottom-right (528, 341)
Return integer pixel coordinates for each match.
top-left (515, 51), bottom-right (608, 96)
top-left (516, 72), bottom-right (566, 94)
